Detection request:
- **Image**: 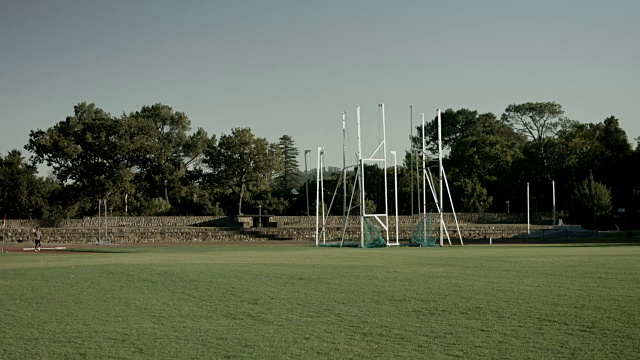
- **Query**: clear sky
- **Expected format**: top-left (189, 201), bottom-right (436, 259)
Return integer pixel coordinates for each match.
top-left (1, 0), bottom-right (638, 172)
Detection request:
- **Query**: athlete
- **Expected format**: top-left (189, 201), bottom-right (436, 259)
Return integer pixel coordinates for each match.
top-left (33, 228), bottom-right (42, 252)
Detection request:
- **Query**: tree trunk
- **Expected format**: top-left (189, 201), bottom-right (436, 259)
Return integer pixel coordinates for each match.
top-left (238, 182), bottom-right (245, 215)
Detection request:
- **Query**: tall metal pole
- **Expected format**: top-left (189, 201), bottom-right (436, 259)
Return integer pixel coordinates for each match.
top-left (357, 106), bottom-right (365, 249)
top-left (410, 105), bottom-right (414, 217)
top-left (380, 103), bottom-right (389, 243)
top-left (342, 112), bottom-right (347, 218)
top-left (305, 150), bottom-right (311, 244)
top-left (421, 114), bottom-right (426, 218)
top-left (416, 131), bottom-right (421, 217)
top-left (391, 151), bottom-right (399, 244)
top-left (98, 199), bottom-right (101, 243)
top-left (552, 180), bottom-right (556, 228)
top-left (2, 213), bottom-right (5, 254)
top-left (104, 199), bottom-right (108, 242)
top-left (421, 113), bottom-right (427, 241)
top-left (315, 147), bottom-right (322, 246)
top-left (438, 109), bottom-right (444, 247)
top-left (527, 182), bottom-right (531, 235)
top-left (320, 148), bottom-right (326, 244)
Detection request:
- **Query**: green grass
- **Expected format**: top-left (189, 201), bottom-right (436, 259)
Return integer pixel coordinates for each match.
top-left (1, 244), bottom-right (639, 359)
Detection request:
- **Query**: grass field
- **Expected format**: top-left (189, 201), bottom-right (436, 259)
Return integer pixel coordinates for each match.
top-left (1, 244), bottom-right (639, 359)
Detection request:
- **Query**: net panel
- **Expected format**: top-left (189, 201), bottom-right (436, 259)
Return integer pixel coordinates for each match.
top-left (362, 217), bottom-right (386, 248)
top-left (411, 213), bottom-right (438, 247)
top-left (319, 217), bottom-right (386, 248)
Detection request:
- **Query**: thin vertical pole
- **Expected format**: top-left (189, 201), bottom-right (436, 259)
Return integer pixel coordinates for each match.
top-left (104, 200), bottom-right (108, 242)
top-left (527, 182), bottom-right (531, 235)
top-left (392, 151), bottom-right (399, 244)
top-left (438, 109), bottom-right (444, 247)
top-left (421, 114), bottom-right (426, 217)
top-left (410, 106), bottom-right (414, 216)
top-left (98, 200), bottom-right (101, 243)
top-left (442, 168), bottom-right (464, 245)
top-left (552, 180), bottom-right (556, 228)
top-left (357, 106), bottom-right (364, 249)
top-left (380, 104), bottom-right (389, 244)
top-left (1, 215), bottom-right (3, 254)
top-left (305, 150), bottom-right (311, 245)
top-left (316, 148), bottom-right (321, 246)
top-left (343, 112), bottom-right (347, 218)
top-left (320, 148), bottom-right (326, 244)
top-left (416, 139), bottom-right (421, 217)
top-left (421, 113), bottom-right (427, 240)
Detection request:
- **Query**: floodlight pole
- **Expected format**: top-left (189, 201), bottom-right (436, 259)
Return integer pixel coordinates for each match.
top-left (438, 109), bottom-right (444, 247)
top-left (304, 150), bottom-right (311, 244)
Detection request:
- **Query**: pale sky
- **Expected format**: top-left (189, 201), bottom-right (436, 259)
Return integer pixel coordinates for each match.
top-left (1, 0), bottom-right (638, 172)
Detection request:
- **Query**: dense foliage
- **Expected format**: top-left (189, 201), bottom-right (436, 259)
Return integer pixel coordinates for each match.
top-left (0, 101), bottom-right (637, 229)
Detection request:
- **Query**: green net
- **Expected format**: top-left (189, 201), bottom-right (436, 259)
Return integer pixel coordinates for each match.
top-left (411, 213), bottom-right (438, 247)
top-left (320, 217), bottom-right (387, 248)
top-left (361, 218), bottom-right (386, 248)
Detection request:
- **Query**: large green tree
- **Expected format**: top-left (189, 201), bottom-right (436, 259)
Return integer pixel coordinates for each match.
top-left (446, 112), bottom-right (524, 180)
top-left (501, 102), bottom-right (567, 179)
top-left (25, 102), bottom-right (209, 217)
top-left (203, 128), bottom-right (283, 215)
top-left (0, 150), bottom-right (53, 219)
top-left (502, 102), bottom-right (565, 142)
top-left (413, 108), bottom-right (524, 213)
top-left (276, 135), bottom-right (302, 192)
top-left (451, 176), bottom-right (493, 213)
top-left (546, 116), bottom-right (632, 219)
top-left (123, 103), bottom-right (207, 211)
top-left (571, 173), bottom-right (612, 223)
top-left (417, 108), bottom-right (480, 154)
top-left (26, 102), bottom-right (130, 216)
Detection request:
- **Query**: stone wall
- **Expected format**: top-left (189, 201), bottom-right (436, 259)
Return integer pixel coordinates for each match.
top-left (1, 216), bottom-right (236, 229)
top-left (277, 213), bottom-right (553, 227)
top-left (1, 213), bottom-right (551, 228)
top-left (0, 214), bottom-right (551, 244)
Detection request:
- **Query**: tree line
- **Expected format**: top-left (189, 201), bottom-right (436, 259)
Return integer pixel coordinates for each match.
top-left (416, 102), bottom-right (638, 228)
top-left (0, 101), bottom-right (638, 229)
